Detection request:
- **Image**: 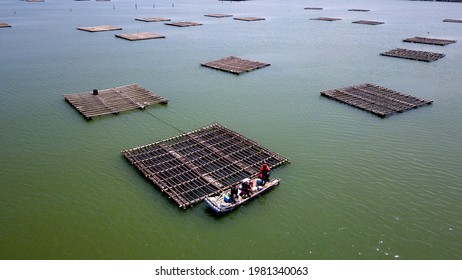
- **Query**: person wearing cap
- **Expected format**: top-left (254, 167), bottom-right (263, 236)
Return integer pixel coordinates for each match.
top-left (239, 178), bottom-right (253, 198)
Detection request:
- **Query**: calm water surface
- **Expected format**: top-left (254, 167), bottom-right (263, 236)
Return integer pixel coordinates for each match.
top-left (1, 0), bottom-right (461, 259)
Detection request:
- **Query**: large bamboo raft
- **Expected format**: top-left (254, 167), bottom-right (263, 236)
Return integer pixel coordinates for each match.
top-left (135, 18), bottom-right (171, 22)
top-left (321, 83), bottom-right (433, 118)
top-left (310, 17), bottom-right (342, 21)
top-left (115, 32), bottom-right (165, 41)
top-left (204, 14), bottom-right (233, 18)
top-left (164, 21), bottom-right (202, 27)
top-left (122, 123), bottom-right (290, 208)
top-left (201, 56), bottom-right (270, 75)
top-left (64, 84), bottom-right (168, 119)
top-left (403, 36), bottom-right (456, 46)
top-left (443, 19), bottom-right (462, 23)
top-left (381, 48), bottom-right (445, 62)
top-left (233, 17), bottom-right (265, 22)
top-left (77, 25), bottom-right (122, 32)
top-left (348, 9), bottom-right (370, 12)
top-left (352, 20), bottom-right (384, 25)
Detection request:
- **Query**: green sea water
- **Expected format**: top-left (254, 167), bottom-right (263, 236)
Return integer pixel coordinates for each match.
top-left (1, 0), bottom-right (461, 259)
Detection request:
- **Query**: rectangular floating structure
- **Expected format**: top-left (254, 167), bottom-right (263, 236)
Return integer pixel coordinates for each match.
top-left (115, 32), bottom-right (165, 41)
top-left (352, 20), bottom-right (384, 25)
top-left (234, 17), bottom-right (265, 21)
top-left (164, 21), bottom-right (202, 27)
top-left (26, 0), bottom-right (45, 2)
top-left (403, 36), bottom-right (456, 46)
top-left (122, 123), bottom-right (290, 208)
top-left (0, 23), bottom-right (11, 28)
top-left (77, 25), bottom-right (122, 32)
top-left (64, 84), bottom-right (168, 120)
top-left (310, 17), bottom-right (342, 21)
top-left (348, 9), bottom-right (370, 12)
top-left (201, 56), bottom-right (270, 75)
top-left (135, 17), bottom-right (171, 22)
top-left (204, 14), bottom-right (233, 18)
top-left (443, 19), bottom-right (462, 23)
top-left (381, 48), bottom-right (445, 62)
top-left (304, 7), bottom-right (323, 10)
top-left (321, 83), bottom-right (433, 118)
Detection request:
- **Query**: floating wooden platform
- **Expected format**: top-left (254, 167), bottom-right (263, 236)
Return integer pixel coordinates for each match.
top-left (352, 20), bottom-right (384, 25)
top-left (0, 23), bottom-right (11, 28)
top-left (135, 17), bottom-right (171, 22)
top-left (443, 19), bottom-right (462, 23)
top-left (348, 9), bottom-right (370, 12)
top-left (115, 32), bottom-right (165, 41)
top-left (204, 14), bottom-right (233, 18)
top-left (310, 17), bottom-right (342, 21)
top-left (381, 48), bottom-right (445, 62)
top-left (321, 83), bottom-right (433, 118)
top-left (164, 21), bottom-right (202, 27)
top-left (201, 56), bottom-right (270, 75)
top-left (77, 25), bottom-right (122, 32)
top-left (122, 123), bottom-right (290, 208)
top-left (403, 36), bottom-right (456, 46)
top-left (64, 84), bottom-right (168, 120)
top-left (304, 7), bottom-right (323, 10)
top-left (233, 17), bottom-right (265, 22)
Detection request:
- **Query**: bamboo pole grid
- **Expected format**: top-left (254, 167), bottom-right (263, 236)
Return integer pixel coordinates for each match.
top-left (201, 56), bottom-right (270, 75)
top-left (403, 37), bottom-right (456, 46)
top-left (64, 84), bottom-right (168, 119)
top-left (122, 123), bottom-right (290, 208)
top-left (321, 83), bottom-right (433, 118)
top-left (380, 48), bottom-right (445, 62)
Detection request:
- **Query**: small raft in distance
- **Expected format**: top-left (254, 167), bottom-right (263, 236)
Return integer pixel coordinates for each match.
top-left (204, 178), bottom-right (281, 213)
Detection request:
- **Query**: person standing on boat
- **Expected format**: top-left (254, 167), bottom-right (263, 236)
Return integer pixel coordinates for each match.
top-left (259, 162), bottom-right (271, 185)
top-left (230, 185), bottom-right (239, 203)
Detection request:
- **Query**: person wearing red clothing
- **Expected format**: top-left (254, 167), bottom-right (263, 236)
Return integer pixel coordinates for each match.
top-left (259, 162), bottom-right (271, 185)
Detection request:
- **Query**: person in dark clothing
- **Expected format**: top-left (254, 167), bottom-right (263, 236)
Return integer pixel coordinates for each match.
top-left (259, 162), bottom-right (271, 185)
top-left (230, 185), bottom-right (238, 203)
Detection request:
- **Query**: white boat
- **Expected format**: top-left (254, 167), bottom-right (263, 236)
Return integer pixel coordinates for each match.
top-left (204, 178), bottom-right (281, 213)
